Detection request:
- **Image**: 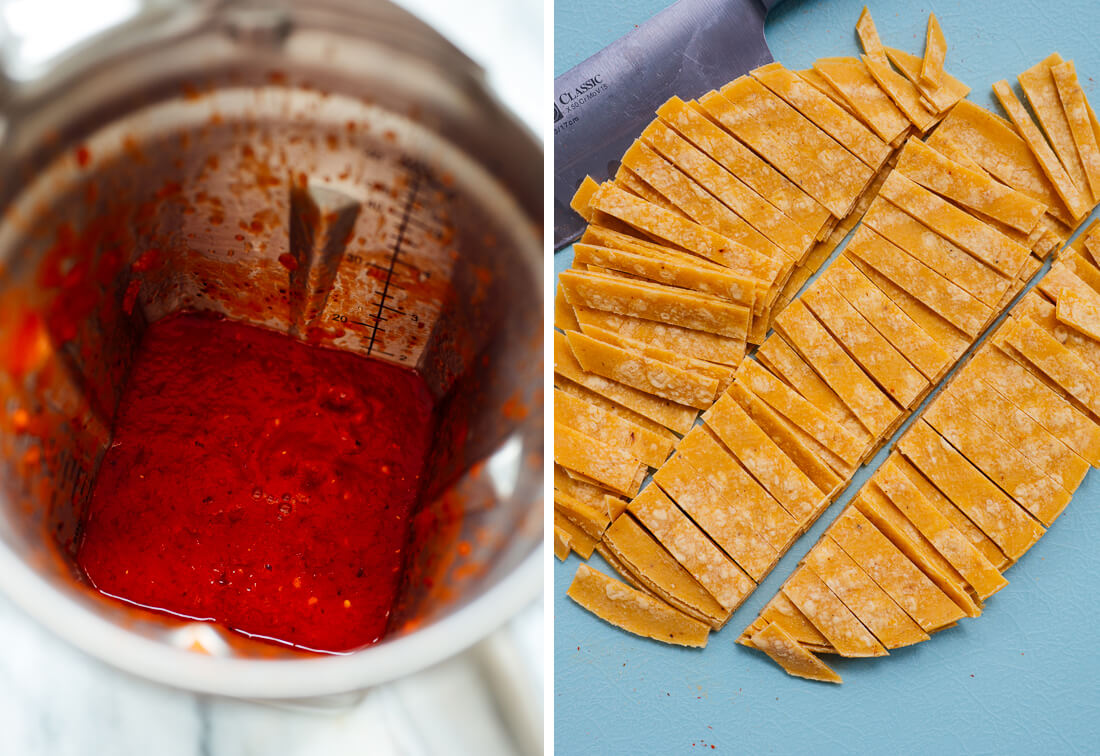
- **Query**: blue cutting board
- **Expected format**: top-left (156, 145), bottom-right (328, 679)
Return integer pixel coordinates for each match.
top-left (554, 1), bottom-right (1100, 752)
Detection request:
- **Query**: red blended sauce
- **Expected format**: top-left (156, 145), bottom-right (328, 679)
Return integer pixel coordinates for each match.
top-left (76, 312), bottom-right (436, 653)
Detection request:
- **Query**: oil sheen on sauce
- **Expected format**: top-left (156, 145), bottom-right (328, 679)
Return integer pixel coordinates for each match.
top-left (76, 312), bottom-right (436, 653)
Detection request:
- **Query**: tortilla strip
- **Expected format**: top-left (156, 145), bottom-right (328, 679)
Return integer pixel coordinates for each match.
top-left (554, 422), bottom-right (645, 498)
top-left (1057, 287), bottom-right (1100, 343)
top-left (873, 459), bottom-right (1007, 600)
top-left (878, 171), bottom-right (1031, 277)
top-left (828, 507), bottom-right (964, 632)
top-left (756, 333), bottom-right (871, 448)
top-left (653, 453), bottom-right (778, 581)
top-left (641, 119), bottom-right (814, 257)
top-left (891, 454), bottom-right (1011, 571)
top-left (924, 391), bottom-right (1071, 526)
top-left (919, 14), bottom-right (946, 90)
top-left (555, 511), bottom-right (596, 559)
top-left (862, 198), bottom-right (1011, 308)
top-left (801, 281), bottom-right (926, 409)
top-left (581, 223), bottom-right (725, 271)
top-left (554, 389), bottom-right (673, 469)
top-left (730, 381), bottom-right (849, 492)
top-left (1003, 316), bottom-right (1100, 419)
top-left (554, 489), bottom-right (611, 542)
top-left (1059, 249), bottom-right (1100, 294)
top-left (749, 622), bottom-right (841, 683)
top-left (621, 140), bottom-right (789, 266)
top-left (571, 243), bottom-right (753, 304)
top-left (587, 183), bottom-right (779, 295)
top-left (735, 358), bottom-right (863, 466)
top-left (967, 346), bottom-right (1100, 467)
top-left (558, 269), bottom-right (750, 338)
top-left (853, 485), bottom-right (981, 617)
top-left (862, 54), bottom-right (936, 133)
top-left (774, 298), bottom-right (901, 438)
top-left (949, 369), bottom-right (1089, 492)
top-left (812, 57), bottom-right (909, 144)
top-left (702, 392), bottom-right (824, 522)
top-left (1019, 54), bottom-right (1092, 204)
top-left (992, 80), bottom-right (1092, 221)
top-left (847, 225), bottom-right (991, 337)
top-left (602, 515), bottom-right (730, 627)
top-left (555, 331), bottom-right (702, 435)
top-left (614, 164), bottom-right (685, 216)
top-left (573, 307), bottom-right (745, 368)
top-left (821, 255), bottom-right (950, 382)
top-left (758, 592), bottom-right (831, 647)
top-left (804, 535), bottom-right (929, 649)
top-left (554, 526), bottom-right (572, 561)
top-left (702, 78), bottom-right (873, 218)
top-left (751, 62), bottom-right (890, 169)
top-left (855, 7), bottom-right (887, 62)
top-left (555, 283), bottom-right (579, 332)
top-left (845, 253), bottom-right (970, 359)
top-left (895, 139), bottom-right (1046, 234)
top-left (570, 175), bottom-right (600, 221)
top-left (677, 426), bottom-right (800, 553)
top-left (897, 420), bottom-right (1045, 560)
top-left (1008, 291), bottom-right (1100, 378)
top-left (656, 96), bottom-right (832, 236)
top-left (578, 324), bottom-right (732, 390)
top-left (884, 46), bottom-right (969, 114)
top-left (1051, 59), bottom-right (1100, 200)
top-left (568, 564), bottom-right (710, 647)
top-left (629, 484), bottom-right (755, 612)
top-left (929, 100), bottom-right (1073, 225)
top-left (783, 566), bottom-right (887, 657)
top-left (565, 330), bottom-right (718, 409)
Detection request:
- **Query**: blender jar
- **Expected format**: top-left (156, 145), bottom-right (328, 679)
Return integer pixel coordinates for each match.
top-left (0, 0), bottom-right (543, 698)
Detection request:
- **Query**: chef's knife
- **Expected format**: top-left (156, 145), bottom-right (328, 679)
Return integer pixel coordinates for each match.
top-left (553, 0), bottom-right (785, 249)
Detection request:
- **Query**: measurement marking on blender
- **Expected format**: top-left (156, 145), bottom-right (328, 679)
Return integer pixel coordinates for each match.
top-left (366, 166), bottom-right (423, 356)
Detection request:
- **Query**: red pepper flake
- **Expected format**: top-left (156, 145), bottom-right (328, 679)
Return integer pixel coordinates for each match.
top-left (75, 145), bottom-right (91, 168)
top-left (501, 396), bottom-right (528, 420)
top-left (278, 253), bottom-right (299, 271)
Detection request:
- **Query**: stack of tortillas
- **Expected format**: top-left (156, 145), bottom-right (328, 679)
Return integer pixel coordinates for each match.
top-left (554, 8), bottom-right (1100, 682)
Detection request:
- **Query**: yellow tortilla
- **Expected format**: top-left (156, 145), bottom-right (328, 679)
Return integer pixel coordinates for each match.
top-left (827, 507), bottom-right (965, 632)
top-left (862, 54), bottom-right (937, 133)
top-left (897, 419), bottom-right (1045, 560)
top-left (813, 57), bottom-right (909, 144)
top-left (801, 281), bottom-right (927, 409)
top-left (884, 46), bottom-right (969, 115)
top-left (749, 622), bottom-right (841, 683)
top-left (656, 96), bottom-right (832, 236)
top-left (702, 78), bottom-right (873, 218)
top-left (629, 484), bottom-right (755, 612)
top-left (653, 452), bottom-right (778, 581)
top-left (1051, 59), bottom-right (1100, 200)
top-left (555, 510), bottom-right (597, 560)
top-left (992, 80), bottom-right (1092, 221)
top-left (702, 392), bottom-right (825, 522)
top-left (641, 118), bottom-right (814, 257)
top-left (877, 171), bottom-right (1031, 278)
top-left (861, 197), bottom-right (1012, 308)
top-left (558, 269), bottom-right (750, 338)
top-left (846, 225), bottom-right (991, 338)
top-left (567, 564), bottom-right (710, 647)
top-left (554, 388), bottom-right (673, 469)
top-left (554, 421), bottom-right (646, 498)
top-left (782, 566), bottom-right (887, 657)
top-left (924, 391), bottom-right (1071, 526)
top-left (821, 255), bottom-right (951, 381)
top-left (1019, 53), bottom-right (1092, 204)
top-left (919, 14), bottom-right (947, 90)
top-left (1003, 316), bottom-right (1100, 419)
top-left (573, 306), bottom-right (745, 368)
top-left (676, 426), bottom-right (800, 554)
top-left (774, 298), bottom-right (901, 438)
top-left (751, 62), bottom-right (890, 170)
top-left (804, 535), bottom-right (930, 649)
top-left (1057, 287), bottom-right (1100, 343)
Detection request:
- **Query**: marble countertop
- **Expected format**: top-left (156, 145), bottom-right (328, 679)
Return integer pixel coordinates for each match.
top-left (0, 1), bottom-right (544, 754)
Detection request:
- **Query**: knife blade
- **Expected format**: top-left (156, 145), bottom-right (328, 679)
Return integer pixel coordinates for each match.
top-left (553, 0), bottom-right (785, 249)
